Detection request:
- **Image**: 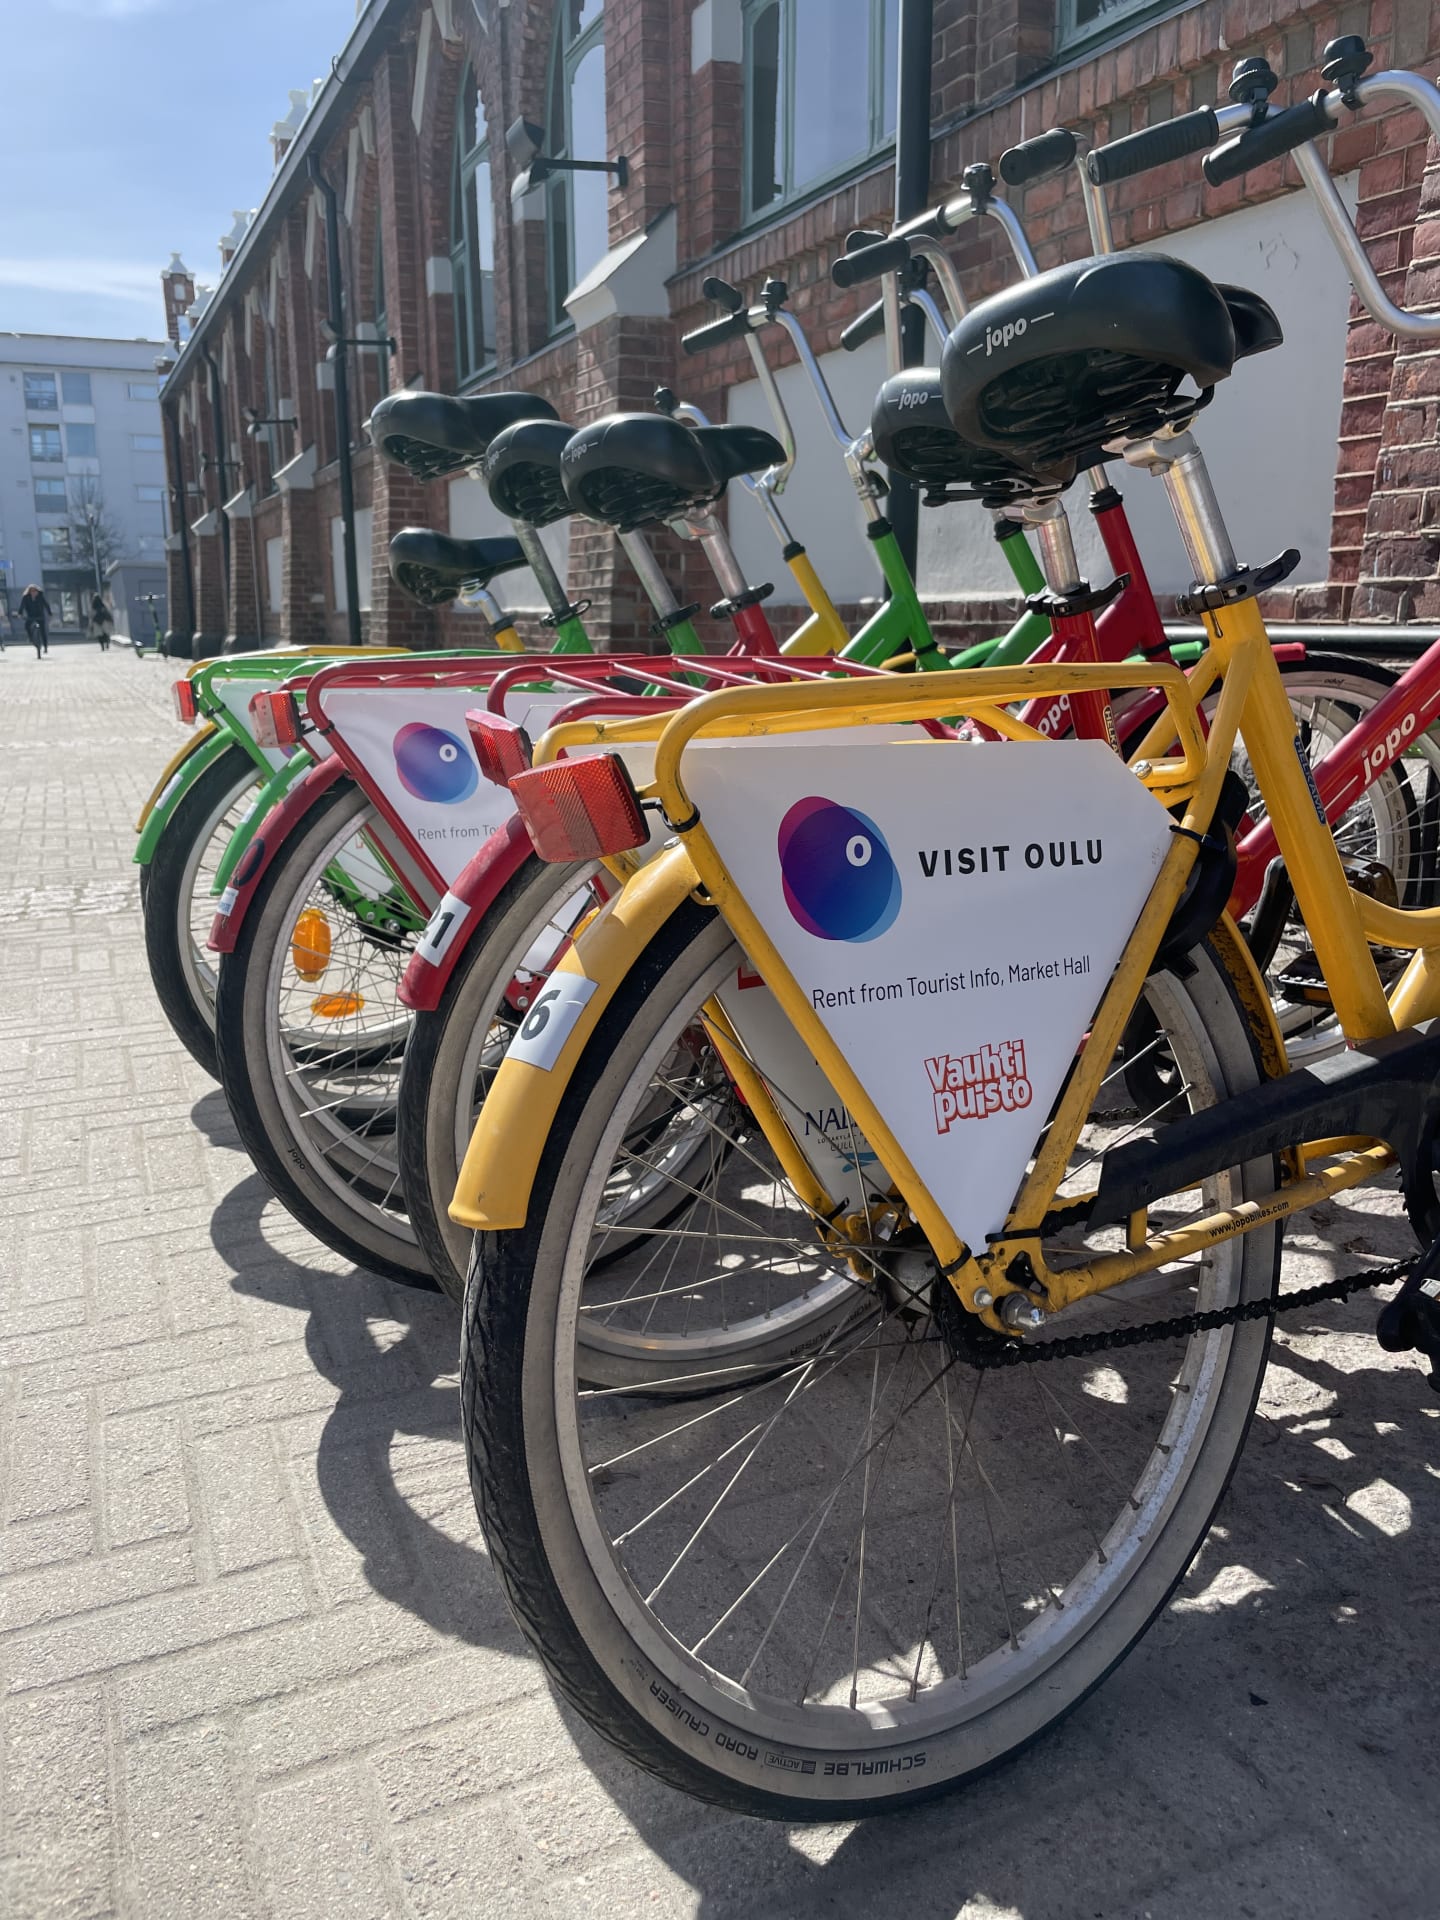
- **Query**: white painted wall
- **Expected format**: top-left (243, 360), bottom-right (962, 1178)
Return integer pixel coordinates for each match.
top-left (332, 507), bottom-right (373, 613)
top-left (725, 178), bottom-right (1360, 605)
top-left (448, 472), bottom-right (571, 614)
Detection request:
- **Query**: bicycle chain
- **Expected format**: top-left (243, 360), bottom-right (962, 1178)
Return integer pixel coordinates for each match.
top-left (949, 1257), bottom-right (1414, 1371)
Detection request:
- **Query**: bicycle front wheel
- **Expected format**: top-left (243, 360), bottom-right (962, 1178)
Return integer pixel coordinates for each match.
top-left (464, 904), bottom-right (1281, 1818)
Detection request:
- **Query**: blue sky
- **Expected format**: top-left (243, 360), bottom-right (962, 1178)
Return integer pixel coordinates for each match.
top-left (1, 0), bottom-right (357, 341)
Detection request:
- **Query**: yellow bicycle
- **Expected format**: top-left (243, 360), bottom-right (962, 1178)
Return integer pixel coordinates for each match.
top-left (449, 91), bottom-right (1440, 1815)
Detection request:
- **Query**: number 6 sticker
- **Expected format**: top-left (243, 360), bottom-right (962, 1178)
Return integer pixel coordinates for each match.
top-left (505, 972), bottom-right (598, 1072)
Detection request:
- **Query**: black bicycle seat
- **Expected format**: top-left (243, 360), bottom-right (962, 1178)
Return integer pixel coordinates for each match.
top-left (368, 390), bottom-right (560, 483)
top-left (560, 414), bottom-right (786, 530)
top-left (870, 367), bottom-right (1075, 503)
top-left (941, 253), bottom-right (1239, 472)
top-left (1216, 284), bottom-right (1283, 359)
top-left (387, 528), bottom-right (531, 607)
top-left (484, 418), bottom-right (577, 528)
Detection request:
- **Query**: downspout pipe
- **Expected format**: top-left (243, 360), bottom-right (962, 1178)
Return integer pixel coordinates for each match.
top-left (309, 153), bottom-right (364, 647)
top-left (162, 399), bottom-right (196, 656)
top-left (199, 341), bottom-right (232, 643)
top-left (887, 0), bottom-right (933, 594)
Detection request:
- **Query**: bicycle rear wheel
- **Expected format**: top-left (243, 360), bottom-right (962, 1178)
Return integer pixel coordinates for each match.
top-left (214, 776), bottom-right (434, 1286)
top-left (142, 742), bottom-right (264, 1078)
top-left (463, 904), bottom-right (1280, 1817)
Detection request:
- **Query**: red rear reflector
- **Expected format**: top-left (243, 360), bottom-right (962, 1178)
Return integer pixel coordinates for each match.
top-left (465, 710), bottom-right (533, 786)
top-left (250, 689), bottom-right (303, 749)
top-left (172, 679), bottom-right (198, 723)
top-left (509, 754), bottom-right (647, 861)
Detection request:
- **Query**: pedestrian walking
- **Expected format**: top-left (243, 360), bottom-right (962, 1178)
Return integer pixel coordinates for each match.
top-left (87, 592), bottom-right (114, 652)
top-left (18, 584), bottom-right (51, 658)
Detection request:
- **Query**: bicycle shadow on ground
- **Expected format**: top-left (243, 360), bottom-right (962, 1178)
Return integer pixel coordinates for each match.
top-left (206, 1169), bottom-right (1440, 1920)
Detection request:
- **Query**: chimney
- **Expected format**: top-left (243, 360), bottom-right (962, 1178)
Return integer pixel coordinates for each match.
top-left (160, 252), bottom-right (195, 348)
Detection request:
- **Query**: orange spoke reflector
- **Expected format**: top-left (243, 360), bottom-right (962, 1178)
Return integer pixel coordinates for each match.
top-left (311, 991), bottom-right (365, 1019)
top-left (290, 907), bottom-right (332, 981)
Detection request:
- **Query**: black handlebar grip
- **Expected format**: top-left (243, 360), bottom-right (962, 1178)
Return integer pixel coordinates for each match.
top-left (680, 308), bottom-right (754, 356)
top-left (998, 126), bottom-right (1078, 187)
top-left (701, 274), bottom-right (744, 313)
top-left (1202, 93), bottom-right (1338, 186)
top-left (1085, 106), bottom-right (1220, 185)
top-left (840, 297), bottom-right (888, 352)
top-left (831, 234), bottom-right (913, 290)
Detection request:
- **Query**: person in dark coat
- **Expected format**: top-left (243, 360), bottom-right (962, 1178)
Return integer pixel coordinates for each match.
top-left (88, 592), bottom-right (114, 651)
top-left (18, 585), bottom-right (51, 658)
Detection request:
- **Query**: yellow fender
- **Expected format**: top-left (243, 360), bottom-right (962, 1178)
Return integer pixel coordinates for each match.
top-left (134, 719), bottom-right (219, 832)
top-left (450, 845), bottom-right (701, 1230)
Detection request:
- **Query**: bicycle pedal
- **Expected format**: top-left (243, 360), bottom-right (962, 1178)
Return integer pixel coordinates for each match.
top-left (1342, 856), bottom-right (1399, 910)
top-left (1275, 947), bottom-right (1333, 1008)
top-left (1376, 1255), bottom-right (1440, 1395)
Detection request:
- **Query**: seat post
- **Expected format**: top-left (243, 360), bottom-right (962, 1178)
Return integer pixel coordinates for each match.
top-left (512, 523), bottom-right (571, 622)
top-left (1121, 428), bottom-right (1238, 588)
top-left (617, 529), bottom-right (683, 619)
top-left (1020, 497), bottom-right (1082, 596)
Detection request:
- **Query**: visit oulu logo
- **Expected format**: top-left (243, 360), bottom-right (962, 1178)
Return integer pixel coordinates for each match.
top-left (392, 723), bottom-right (478, 804)
top-left (777, 796), bottom-right (901, 943)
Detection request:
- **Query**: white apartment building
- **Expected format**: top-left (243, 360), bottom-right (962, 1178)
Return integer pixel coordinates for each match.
top-left (0, 334), bottom-right (171, 639)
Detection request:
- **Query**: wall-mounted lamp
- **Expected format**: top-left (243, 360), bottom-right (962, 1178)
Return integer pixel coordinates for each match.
top-left (506, 115), bottom-right (628, 207)
top-left (318, 317), bottom-right (397, 362)
top-left (242, 406), bottom-right (298, 439)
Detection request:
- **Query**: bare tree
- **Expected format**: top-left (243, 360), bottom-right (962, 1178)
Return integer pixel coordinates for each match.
top-left (68, 477), bottom-right (124, 591)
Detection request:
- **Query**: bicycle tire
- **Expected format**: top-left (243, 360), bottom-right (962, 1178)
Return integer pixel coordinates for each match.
top-left (463, 904), bottom-right (1281, 1818)
top-left (214, 775), bottom-right (436, 1288)
top-left (142, 742), bottom-right (264, 1078)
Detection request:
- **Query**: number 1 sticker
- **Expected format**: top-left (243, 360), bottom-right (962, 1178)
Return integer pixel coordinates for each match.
top-left (505, 972), bottom-right (598, 1072)
top-left (415, 890), bottom-right (467, 967)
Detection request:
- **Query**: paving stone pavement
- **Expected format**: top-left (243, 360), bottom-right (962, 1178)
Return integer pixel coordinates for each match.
top-left (2, 644), bottom-right (1439, 1920)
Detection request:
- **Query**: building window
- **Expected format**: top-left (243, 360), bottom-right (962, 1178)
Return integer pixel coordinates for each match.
top-left (451, 67), bottom-right (495, 380)
top-left (132, 434), bottom-right (164, 453)
top-left (24, 372), bottom-right (58, 410)
top-left (62, 371), bottom-right (92, 405)
top-left (137, 484), bottom-right (166, 503)
top-left (544, 0), bottom-right (608, 332)
top-left (30, 426), bottom-right (62, 461)
top-left (34, 477), bottom-right (68, 513)
top-left (743, 0), bottom-right (898, 218)
top-left (56, 589), bottom-right (81, 628)
top-left (127, 381), bottom-right (159, 401)
top-left (67, 424), bottom-right (98, 457)
top-left (1056, 0), bottom-right (1156, 50)
top-left (40, 527), bottom-right (74, 563)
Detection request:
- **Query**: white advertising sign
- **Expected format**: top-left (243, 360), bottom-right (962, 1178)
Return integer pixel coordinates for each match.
top-left (319, 685), bottom-right (578, 886)
top-left (683, 738), bottom-right (1173, 1251)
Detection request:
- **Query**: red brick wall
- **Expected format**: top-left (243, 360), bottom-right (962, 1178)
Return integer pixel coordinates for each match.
top-left (164, 0), bottom-right (1440, 650)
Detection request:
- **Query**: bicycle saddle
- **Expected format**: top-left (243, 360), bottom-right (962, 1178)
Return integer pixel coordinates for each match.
top-left (368, 390), bottom-right (560, 483)
top-left (1215, 283), bottom-right (1284, 359)
top-left (941, 253), bottom-right (1243, 472)
top-left (388, 528), bottom-right (530, 607)
top-left (870, 368), bottom-right (1075, 503)
top-left (483, 417), bottom-right (577, 527)
top-left (560, 414), bottom-right (786, 530)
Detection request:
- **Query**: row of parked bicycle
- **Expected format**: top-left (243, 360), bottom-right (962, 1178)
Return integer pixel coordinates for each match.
top-left (136, 39), bottom-right (1440, 1820)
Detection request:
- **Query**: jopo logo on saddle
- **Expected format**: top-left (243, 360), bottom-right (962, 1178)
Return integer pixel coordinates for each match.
top-left (683, 737), bottom-right (1174, 1251)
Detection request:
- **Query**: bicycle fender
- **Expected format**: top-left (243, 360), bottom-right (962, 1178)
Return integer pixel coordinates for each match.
top-left (211, 755), bottom-right (312, 896)
top-left (207, 755), bottom-right (349, 954)
top-left (133, 724), bottom-right (228, 858)
top-left (449, 844), bottom-right (701, 1232)
top-left (1209, 909), bottom-right (1290, 1086)
top-left (398, 812), bottom-right (534, 1013)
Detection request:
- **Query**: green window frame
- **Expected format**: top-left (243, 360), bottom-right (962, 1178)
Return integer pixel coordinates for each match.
top-left (451, 66), bottom-right (496, 383)
top-left (742, 0), bottom-right (898, 221)
top-left (543, 0), bottom-right (607, 335)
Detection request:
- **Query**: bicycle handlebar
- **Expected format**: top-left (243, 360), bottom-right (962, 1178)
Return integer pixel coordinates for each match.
top-left (1085, 106), bottom-right (1222, 185)
top-left (680, 309), bottom-right (755, 355)
top-left (831, 233), bottom-right (914, 290)
top-left (999, 126), bottom-right (1078, 186)
top-left (1202, 92), bottom-right (1338, 185)
top-left (841, 298), bottom-right (888, 351)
